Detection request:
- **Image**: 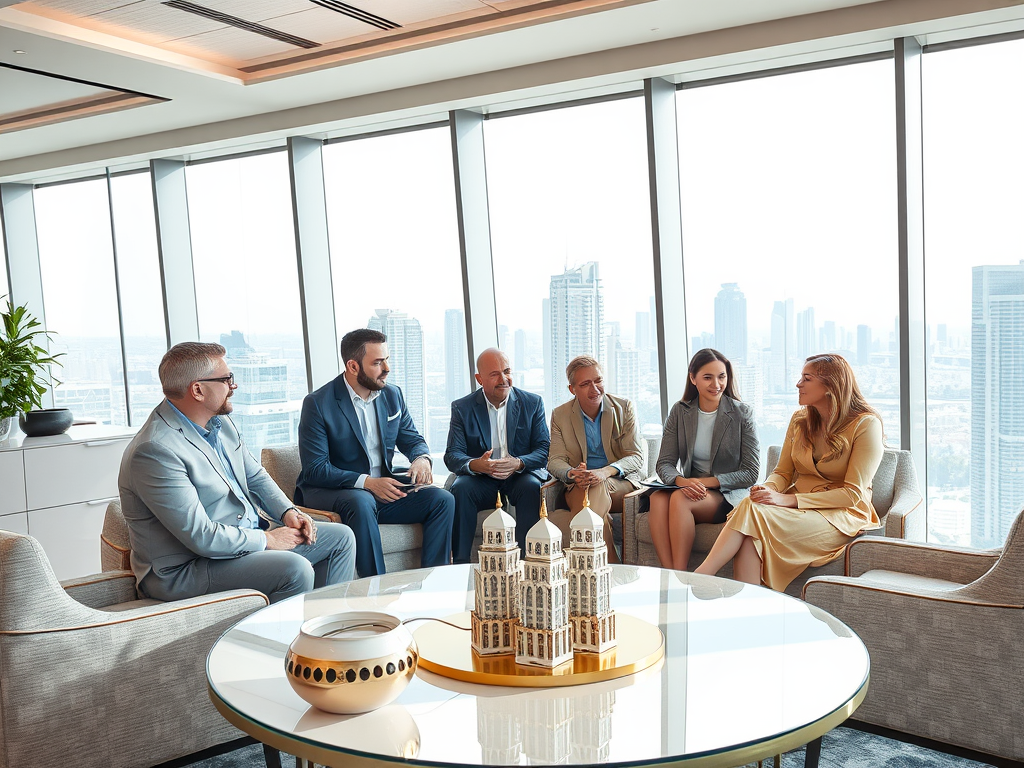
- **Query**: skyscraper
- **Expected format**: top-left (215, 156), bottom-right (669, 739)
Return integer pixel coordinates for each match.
top-left (971, 264), bottom-right (1024, 548)
top-left (445, 309), bottom-right (468, 405)
top-left (857, 325), bottom-right (871, 365)
top-left (545, 262), bottom-right (604, 413)
top-left (797, 307), bottom-right (816, 360)
top-left (769, 299), bottom-right (794, 393)
top-left (368, 309), bottom-right (426, 431)
top-left (514, 329), bottom-right (527, 371)
top-left (714, 283), bottom-right (747, 362)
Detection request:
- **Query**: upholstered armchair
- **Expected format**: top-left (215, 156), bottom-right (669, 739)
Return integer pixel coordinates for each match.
top-left (803, 511), bottom-right (1024, 762)
top-left (0, 530), bottom-right (267, 768)
top-left (261, 445), bottom-right (422, 573)
top-left (622, 445), bottom-right (923, 598)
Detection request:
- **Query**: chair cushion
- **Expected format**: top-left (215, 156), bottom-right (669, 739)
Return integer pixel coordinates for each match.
top-left (261, 445), bottom-right (302, 501)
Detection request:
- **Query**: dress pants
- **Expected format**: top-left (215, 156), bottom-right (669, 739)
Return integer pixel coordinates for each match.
top-left (145, 522), bottom-right (358, 604)
top-left (449, 472), bottom-right (543, 563)
top-left (302, 485), bottom-right (455, 577)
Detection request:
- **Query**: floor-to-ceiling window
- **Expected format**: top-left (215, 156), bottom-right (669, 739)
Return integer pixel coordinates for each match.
top-left (185, 150), bottom-right (308, 456)
top-left (108, 171), bottom-right (167, 425)
top-left (485, 96), bottom-right (662, 432)
top-left (923, 37), bottom-right (1024, 548)
top-left (0, 216), bottom-right (8, 301)
top-left (34, 177), bottom-right (127, 425)
top-left (677, 59), bottom-right (899, 469)
top-left (323, 126), bottom-right (466, 469)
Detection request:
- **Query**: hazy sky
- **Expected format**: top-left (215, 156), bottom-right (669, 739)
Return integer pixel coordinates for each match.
top-left (20, 37), bottom-right (1024, 351)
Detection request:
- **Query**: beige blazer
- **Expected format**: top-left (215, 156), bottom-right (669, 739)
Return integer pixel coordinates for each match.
top-left (766, 412), bottom-right (884, 536)
top-left (547, 393), bottom-right (645, 489)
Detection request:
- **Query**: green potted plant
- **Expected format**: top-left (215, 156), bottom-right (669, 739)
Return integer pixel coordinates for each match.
top-left (0, 297), bottom-right (63, 441)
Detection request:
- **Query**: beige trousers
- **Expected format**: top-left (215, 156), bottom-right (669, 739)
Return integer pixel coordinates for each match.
top-left (561, 476), bottom-right (633, 563)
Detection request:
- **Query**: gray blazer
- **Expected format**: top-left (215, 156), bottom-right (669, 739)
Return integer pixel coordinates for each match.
top-left (656, 395), bottom-right (760, 506)
top-left (118, 400), bottom-right (293, 601)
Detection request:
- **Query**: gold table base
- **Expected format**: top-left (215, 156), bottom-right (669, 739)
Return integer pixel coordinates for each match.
top-left (414, 612), bottom-right (664, 688)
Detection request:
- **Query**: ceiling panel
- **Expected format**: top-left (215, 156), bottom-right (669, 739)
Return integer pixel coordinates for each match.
top-left (0, 65), bottom-right (107, 113)
top-left (353, 0), bottom-right (491, 27)
top-left (93, 2), bottom-right (226, 43)
top-left (166, 23), bottom-right (301, 62)
top-left (260, 7), bottom-right (376, 42)
top-left (16, 0), bottom-right (120, 16)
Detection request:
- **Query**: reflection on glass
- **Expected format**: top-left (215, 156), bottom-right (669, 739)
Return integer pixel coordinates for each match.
top-left (677, 61), bottom-right (899, 465)
top-left (34, 178), bottom-right (127, 425)
top-left (923, 39), bottom-right (1024, 547)
top-left (0, 215), bottom-right (9, 301)
top-left (475, 686), bottom-right (616, 764)
top-left (486, 98), bottom-right (662, 433)
top-left (323, 127), bottom-right (466, 476)
top-left (108, 172), bottom-right (167, 425)
top-left (185, 151), bottom-right (308, 457)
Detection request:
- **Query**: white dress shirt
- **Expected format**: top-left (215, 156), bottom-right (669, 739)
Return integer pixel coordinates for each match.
top-left (487, 392), bottom-right (510, 459)
top-left (344, 377), bottom-right (383, 489)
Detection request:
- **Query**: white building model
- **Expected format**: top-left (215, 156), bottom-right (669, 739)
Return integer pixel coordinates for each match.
top-left (472, 495), bottom-right (523, 656)
top-left (567, 490), bottom-right (617, 654)
top-left (515, 499), bottom-right (573, 668)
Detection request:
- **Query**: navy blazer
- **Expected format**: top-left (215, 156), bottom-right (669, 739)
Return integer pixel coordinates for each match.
top-left (295, 376), bottom-right (429, 500)
top-left (444, 387), bottom-right (550, 480)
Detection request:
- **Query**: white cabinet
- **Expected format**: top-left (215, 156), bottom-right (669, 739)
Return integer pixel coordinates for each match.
top-left (0, 425), bottom-right (135, 581)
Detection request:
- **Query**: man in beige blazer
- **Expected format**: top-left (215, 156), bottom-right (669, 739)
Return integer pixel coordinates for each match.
top-left (547, 355), bottom-right (644, 562)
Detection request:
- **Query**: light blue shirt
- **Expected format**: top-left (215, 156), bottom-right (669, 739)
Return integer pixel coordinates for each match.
top-left (167, 402), bottom-right (265, 548)
top-left (580, 401), bottom-right (621, 476)
top-left (343, 377), bottom-right (383, 490)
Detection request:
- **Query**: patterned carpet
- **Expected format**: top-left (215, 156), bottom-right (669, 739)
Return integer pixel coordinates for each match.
top-left (185, 726), bottom-right (998, 767)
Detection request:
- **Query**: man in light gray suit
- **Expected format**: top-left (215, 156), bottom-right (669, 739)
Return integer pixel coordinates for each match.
top-left (119, 342), bottom-right (356, 603)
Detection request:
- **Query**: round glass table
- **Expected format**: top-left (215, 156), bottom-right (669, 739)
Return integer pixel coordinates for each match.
top-left (207, 564), bottom-right (868, 768)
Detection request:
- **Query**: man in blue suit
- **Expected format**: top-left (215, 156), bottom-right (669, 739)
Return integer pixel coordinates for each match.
top-left (444, 347), bottom-right (549, 563)
top-left (296, 329), bottom-right (454, 577)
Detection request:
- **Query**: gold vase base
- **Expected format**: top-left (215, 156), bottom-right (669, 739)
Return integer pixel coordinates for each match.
top-left (413, 612), bottom-right (664, 688)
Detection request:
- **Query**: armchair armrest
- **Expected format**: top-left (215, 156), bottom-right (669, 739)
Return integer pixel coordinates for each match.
top-left (61, 571), bottom-right (138, 609)
top-left (883, 489), bottom-right (924, 540)
top-left (846, 537), bottom-right (1000, 583)
top-left (299, 505), bottom-right (340, 524)
top-left (541, 479), bottom-right (565, 514)
top-left (804, 573), bottom-right (1024, 609)
top-left (622, 485), bottom-right (654, 565)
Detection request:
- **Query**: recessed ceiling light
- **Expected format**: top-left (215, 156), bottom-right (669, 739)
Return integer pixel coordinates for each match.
top-left (13, 50), bottom-right (27, 54)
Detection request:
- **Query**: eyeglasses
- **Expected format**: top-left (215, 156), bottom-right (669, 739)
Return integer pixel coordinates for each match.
top-left (197, 373), bottom-right (235, 387)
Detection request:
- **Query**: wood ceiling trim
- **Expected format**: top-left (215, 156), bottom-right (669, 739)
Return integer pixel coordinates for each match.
top-left (0, 92), bottom-right (167, 133)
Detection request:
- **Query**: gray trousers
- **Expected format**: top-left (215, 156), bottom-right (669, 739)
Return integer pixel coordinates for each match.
top-left (207, 521), bottom-right (357, 603)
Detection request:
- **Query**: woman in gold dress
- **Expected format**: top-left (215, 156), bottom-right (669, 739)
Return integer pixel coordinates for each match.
top-left (695, 353), bottom-right (884, 592)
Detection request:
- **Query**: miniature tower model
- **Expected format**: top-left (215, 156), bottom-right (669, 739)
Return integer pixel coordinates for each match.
top-left (568, 489), bottom-right (617, 653)
top-left (515, 498), bottom-right (573, 667)
top-left (472, 494), bottom-right (523, 655)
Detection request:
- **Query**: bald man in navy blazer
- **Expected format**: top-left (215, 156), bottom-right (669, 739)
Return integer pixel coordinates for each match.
top-left (444, 348), bottom-right (549, 562)
top-left (296, 329), bottom-right (454, 577)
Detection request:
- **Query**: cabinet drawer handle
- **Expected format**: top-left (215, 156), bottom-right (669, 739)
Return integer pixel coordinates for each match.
top-left (87, 497), bottom-right (119, 506)
top-left (84, 440), bottom-right (123, 447)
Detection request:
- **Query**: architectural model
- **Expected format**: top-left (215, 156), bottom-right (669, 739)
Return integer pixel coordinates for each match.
top-left (567, 489), bottom-right (617, 653)
top-left (471, 495), bottom-right (523, 655)
top-left (515, 498), bottom-right (573, 667)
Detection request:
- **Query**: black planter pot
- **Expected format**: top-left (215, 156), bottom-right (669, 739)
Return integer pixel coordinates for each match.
top-left (19, 408), bottom-right (74, 437)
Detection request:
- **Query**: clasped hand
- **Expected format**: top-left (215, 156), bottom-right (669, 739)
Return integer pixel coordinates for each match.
top-left (675, 477), bottom-right (708, 500)
top-left (748, 485), bottom-right (797, 507)
top-left (568, 463), bottom-right (613, 488)
top-left (265, 508), bottom-right (316, 550)
top-left (470, 450), bottom-right (522, 480)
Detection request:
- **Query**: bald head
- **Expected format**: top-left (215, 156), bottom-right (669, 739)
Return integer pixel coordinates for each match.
top-left (475, 348), bottom-right (513, 407)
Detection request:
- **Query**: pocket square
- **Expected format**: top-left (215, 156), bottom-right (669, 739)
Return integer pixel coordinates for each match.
top-left (386, 411), bottom-right (401, 422)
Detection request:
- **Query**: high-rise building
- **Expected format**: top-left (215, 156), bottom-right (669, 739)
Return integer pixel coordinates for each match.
top-left (368, 309), bottom-right (426, 431)
top-left (797, 307), bottom-right (816, 359)
top-left (545, 263), bottom-right (604, 414)
top-left (514, 329), bottom-right (527, 370)
top-left (635, 311), bottom-right (650, 352)
top-left (445, 309), bottom-right (468, 405)
top-left (219, 330), bottom-right (301, 454)
top-left (970, 264), bottom-right (1024, 548)
top-left (769, 299), bottom-right (794, 393)
top-left (857, 325), bottom-right (872, 366)
top-left (820, 320), bottom-right (837, 352)
top-left (714, 283), bottom-right (747, 363)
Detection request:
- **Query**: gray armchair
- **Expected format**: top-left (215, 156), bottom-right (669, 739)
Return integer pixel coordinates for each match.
top-left (803, 511), bottom-right (1024, 761)
top-left (0, 530), bottom-right (267, 768)
top-left (261, 445), bottom-right (422, 573)
top-left (623, 444), bottom-right (923, 598)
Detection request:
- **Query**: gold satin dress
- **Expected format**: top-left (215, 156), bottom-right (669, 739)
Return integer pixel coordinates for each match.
top-left (725, 413), bottom-right (884, 591)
